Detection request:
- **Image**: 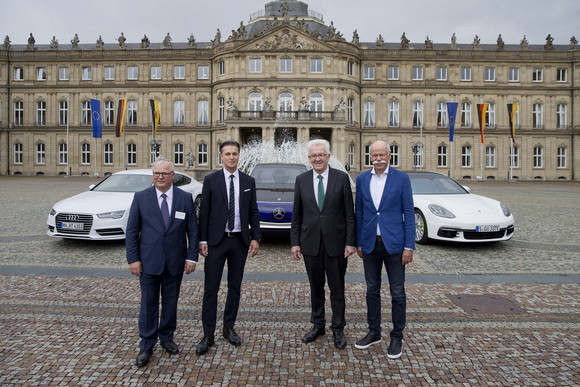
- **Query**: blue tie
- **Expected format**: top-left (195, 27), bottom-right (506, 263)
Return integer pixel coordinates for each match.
top-left (228, 175), bottom-right (235, 231)
top-left (161, 193), bottom-right (170, 227)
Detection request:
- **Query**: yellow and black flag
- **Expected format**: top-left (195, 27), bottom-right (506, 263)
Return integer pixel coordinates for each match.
top-left (150, 99), bottom-right (160, 135)
top-left (115, 99), bottom-right (127, 137)
top-left (476, 103), bottom-right (488, 144)
top-left (507, 103), bottom-right (518, 141)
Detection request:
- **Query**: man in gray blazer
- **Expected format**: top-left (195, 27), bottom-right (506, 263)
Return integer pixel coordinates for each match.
top-left (291, 139), bottom-right (356, 350)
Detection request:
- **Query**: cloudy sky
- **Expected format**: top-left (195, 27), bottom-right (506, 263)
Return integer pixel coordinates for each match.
top-left (1, 0), bottom-right (578, 46)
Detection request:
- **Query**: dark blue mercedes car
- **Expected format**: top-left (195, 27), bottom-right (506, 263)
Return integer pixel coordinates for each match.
top-left (249, 163), bottom-right (308, 230)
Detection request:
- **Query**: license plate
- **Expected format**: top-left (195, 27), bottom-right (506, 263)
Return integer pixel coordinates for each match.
top-left (476, 225), bottom-right (500, 232)
top-left (60, 222), bottom-right (84, 230)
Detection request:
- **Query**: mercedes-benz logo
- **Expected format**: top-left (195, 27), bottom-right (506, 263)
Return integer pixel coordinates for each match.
top-left (272, 207), bottom-right (286, 220)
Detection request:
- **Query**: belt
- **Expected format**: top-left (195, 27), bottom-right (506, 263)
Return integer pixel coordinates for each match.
top-left (226, 232), bottom-right (241, 237)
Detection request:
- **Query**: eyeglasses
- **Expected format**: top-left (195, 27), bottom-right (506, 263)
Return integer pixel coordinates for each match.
top-left (153, 171), bottom-right (174, 177)
top-left (371, 153), bottom-right (389, 159)
top-left (308, 153), bottom-right (328, 159)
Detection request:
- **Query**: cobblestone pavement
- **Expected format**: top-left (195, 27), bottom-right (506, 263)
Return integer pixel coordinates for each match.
top-left (0, 176), bottom-right (579, 386)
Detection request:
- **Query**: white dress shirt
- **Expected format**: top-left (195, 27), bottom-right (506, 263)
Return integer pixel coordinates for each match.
top-left (312, 167), bottom-right (329, 205)
top-left (370, 165), bottom-right (389, 235)
top-left (155, 186), bottom-right (173, 213)
top-left (223, 168), bottom-right (241, 232)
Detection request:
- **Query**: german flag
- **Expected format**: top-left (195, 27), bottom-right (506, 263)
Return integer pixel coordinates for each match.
top-left (150, 99), bottom-right (160, 136)
top-left (507, 103), bottom-right (518, 141)
top-left (476, 103), bottom-right (488, 144)
top-left (115, 99), bottom-right (127, 137)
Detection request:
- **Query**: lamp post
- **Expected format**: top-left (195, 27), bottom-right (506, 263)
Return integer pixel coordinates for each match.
top-left (150, 139), bottom-right (162, 162)
top-left (410, 141), bottom-right (422, 172)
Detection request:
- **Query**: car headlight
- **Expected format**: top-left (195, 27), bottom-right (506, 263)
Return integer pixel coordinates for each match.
top-left (49, 208), bottom-right (56, 216)
top-left (428, 204), bottom-right (456, 218)
top-left (500, 202), bottom-right (511, 217)
top-left (96, 210), bottom-right (125, 219)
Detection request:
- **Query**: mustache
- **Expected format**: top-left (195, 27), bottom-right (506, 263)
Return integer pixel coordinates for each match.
top-left (372, 160), bottom-right (388, 165)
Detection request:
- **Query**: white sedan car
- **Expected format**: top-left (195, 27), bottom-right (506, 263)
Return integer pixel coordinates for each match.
top-left (410, 172), bottom-right (514, 244)
top-left (47, 169), bottom-right (202, 240)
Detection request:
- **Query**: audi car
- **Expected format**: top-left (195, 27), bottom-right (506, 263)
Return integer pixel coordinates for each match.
top-left (249, 163), bottom-right (308, 230)
top-left (410, 172), bottom-right (514, 244)
top-left (47, 169), bottom-right (202, 240)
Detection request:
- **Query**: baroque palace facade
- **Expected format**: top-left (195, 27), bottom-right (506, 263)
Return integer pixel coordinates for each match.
top-left (0, 0), bottom-right (578, 181)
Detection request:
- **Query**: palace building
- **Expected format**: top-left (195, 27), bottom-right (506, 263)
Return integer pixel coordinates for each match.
top-left (0, 0), bottom-right (578, 181)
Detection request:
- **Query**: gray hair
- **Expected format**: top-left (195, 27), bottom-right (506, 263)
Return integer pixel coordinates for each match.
top-left (152, 157), bottom-right (174, 172)
top-left (307, 139), bottom-right (330, 155)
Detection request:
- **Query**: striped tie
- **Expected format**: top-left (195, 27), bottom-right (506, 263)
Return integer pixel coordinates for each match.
top-left (228, 174), bottom-right (235, 231)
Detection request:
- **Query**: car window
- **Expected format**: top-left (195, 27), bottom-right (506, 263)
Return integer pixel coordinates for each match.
top-left (409, 174), bottom-right (468, 195)
top-left (92, 174), bottom-right (152, 192)
top-left (251, 165), bottom-right (306, 189)
top-left (173, 173), bottom-right (191, 187)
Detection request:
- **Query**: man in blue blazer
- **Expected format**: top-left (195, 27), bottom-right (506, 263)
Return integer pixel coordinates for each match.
top-left (196, 140), bottom-right (261, 355)
top-left (126, 158), bottom-right (199, 367)
top-left (354, 140), bottom-right (415, 359)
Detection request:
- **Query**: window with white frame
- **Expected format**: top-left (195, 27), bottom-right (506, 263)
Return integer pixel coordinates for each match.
top-left (217, 143), bottom-right (223, 166)
top-left (14, 67), bottom-right (24, 80)
top-left (310, 58), bottom-right (323, 73)
top-left (174, 143), bottom-right (184, 165)
top-left (533, 103), bottom-right (543, 129)
top-left (363, 65), bottom-right (375, 80)
top-left (81, 143), bottom-right (90, 164)
top-left (104, 143), bottom-right (113, 165)
top-left (128, 66), bottom-right (138, 80)
top-left (218, 61), bottom-right (225, 75)
top-left (248, 92), bottom-right (262, 117)
top-left (280, 58), bottom-right (292, 73)
top-left (174, 65), bottom-right (185, 79)
top-left (390, 145), bottom-right (399, 167)
top-left (509, 67), bottom-right (519, 82)
top-left (36, 101), bottom-right (46, 126)
top-left (347, 98), bottom-right (354, 125)
top-left (14, 143), bottom-right (23, 164)
top-left (127, 143), bottom-right (137, 165)
top-left (461, 102), bottom-right (471, 128)
top-left (82, 66), bottom-right (92, 80)
top-left (388, 66), bottom-right (399, 80)
top-left (36, 67), bottom-right (47, 81)
top-left (436, 66), bottom-right (447, 81)
top-left (557, 68), bottom-right (567, 82)
top-left (533, 146), bottom-right (543, 168)
top-left (59, 67), bottom-right (69, 81)
top-left (249, 58), bottom-right (262, 73)
top-left (532, 68), bottom-right (543, 82)
top-left (557, 104), bottom-right (567, 129)
top-left (198, 65), bottom-right (209, 79)
top-left (36, 143), bottom-right (45, 164)
top-left (437, 145), bottom-right (447, 167)
top-left (150, 145), bottom-right (159, 165)
top-left (461, 146), bottom-right (472, 167)
top-left (364, 101), bottom-right (375, 127)
top-left (14, 101), bottom-right (24, 126)
top-left (104, 66), bottom-right (115, 80)
top-left (412, 66), bottom-right (423, 80)
top-left (510, 146), bottom-right (520, 168)
top-left (413, 101), bottom-right (423, 128)
top-left (127, 100), bottom-right (137, 126)
top-left (347, 61), bottom-right (354, 76)
top-left (485, 146), bottom-right (496, 168)
top-left (513, 105), bottom-right (520, 129)
top-left (104, 100), bottom-right (114, 126)
top-left (485, 103), bottom-right (496, 128)
top-left (198, 143), bottom-right (208, 165)
top-left (348, 143), bottom-right (355, 167)
top-left (437, 102), bottom-right (448, 128)
top-left (151, 66), bottom-right (162, 80)
top-left (59, 143), bottom-right (68, 164)
top-left (218, 97), bottom-right (225, 123)
top-left (364, 144), bottom-right (371, 166)
top-left (81, 100), bottom-right (91, 126)
top-left (279, 92), bottom-right (293, 117)
top-left (460, 67), bottom-right (471, 81)
top-left (197, 100), bottom-right (208, 126)
top-left (309, 93), bottom-right (324, 118)
top-left (59, 100), bottom-right (68, 126)
top-left (484, 67), bottom-right (495, 81)
top-left (557, 147), bottom-right (567, 168)
top-left (388, 101), bottom-right (399, 127)
top-left (174, 101), bottom-right (185, 126)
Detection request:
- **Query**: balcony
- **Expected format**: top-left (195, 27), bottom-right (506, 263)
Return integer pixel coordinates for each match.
top-left (226, 110), bottom-right (346, 122)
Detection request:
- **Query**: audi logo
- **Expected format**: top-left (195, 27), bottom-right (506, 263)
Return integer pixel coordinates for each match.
top-left (66, 214), bottom-right (80, 221)
top-left (272, 207), bottom-right (286, 220)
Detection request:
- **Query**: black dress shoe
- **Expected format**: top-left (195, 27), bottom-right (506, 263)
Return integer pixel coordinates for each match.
top-left (355, 331), bottom-right (382, 350)
top-left (135, 349), bottom-right (153, 367)
top-left (195, 336), bottom-right (215, 355)
top-left (301, 326), bottom-right (325, 343)
top-left (387, 339), bottom-right (403, 359)
top-left (333, 331), bottom-right (347, 350)
top-left (223, 327), bottom-right (241, 346)
top-left (160, 340), bottom-right (179, 355)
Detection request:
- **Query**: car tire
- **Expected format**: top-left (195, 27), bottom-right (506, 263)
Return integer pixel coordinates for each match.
top-left (415, 209), bottom-right (429, 244)
top-left (194, 195), bottom-right (202, 221)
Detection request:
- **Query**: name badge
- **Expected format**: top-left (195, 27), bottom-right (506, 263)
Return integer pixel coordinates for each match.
top-left (175, 211), bottom-right (186, 220)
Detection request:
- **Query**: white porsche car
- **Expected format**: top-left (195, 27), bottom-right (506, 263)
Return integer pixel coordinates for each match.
top-left (47, 169), bottom-right (202, 240)
top-left (410, 172), bottom-right (514, 244)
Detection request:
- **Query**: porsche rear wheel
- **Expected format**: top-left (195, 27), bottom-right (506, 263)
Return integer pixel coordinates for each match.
top-left (415, 209), bottom-right (429, 244)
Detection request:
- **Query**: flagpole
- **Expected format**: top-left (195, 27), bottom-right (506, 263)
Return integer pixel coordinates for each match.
top-left (420, 97), bottom-right (423, 171)
top-left (66, 97), bottom-right (69, 176)
top-left (510, 137), bottom-right (514, 181)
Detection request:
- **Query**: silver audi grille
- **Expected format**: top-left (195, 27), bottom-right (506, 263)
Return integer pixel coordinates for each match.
top-left (55, 213), bottom-right (93, 235)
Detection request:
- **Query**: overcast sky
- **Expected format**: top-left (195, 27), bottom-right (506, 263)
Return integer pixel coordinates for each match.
top-left (1, 0), bottom-right (578, 46)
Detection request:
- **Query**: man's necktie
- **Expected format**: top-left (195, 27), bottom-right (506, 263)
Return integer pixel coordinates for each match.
top-left (161, 193), bottom-right (170, 227)
top-left (317, 174), bottom-right (324, 211)
top-left (228, 174), bottom-right (235, 231)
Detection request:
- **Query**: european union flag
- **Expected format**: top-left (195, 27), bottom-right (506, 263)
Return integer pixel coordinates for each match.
top-left (90, 99), bottom-right (102, 138)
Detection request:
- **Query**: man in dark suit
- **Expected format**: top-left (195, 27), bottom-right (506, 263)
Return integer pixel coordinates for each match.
top-left (291, 139), bottom-right (356, 350)
top-left (196, 140), bottom-right (261, 355)
top-left (354, 140), bottom-right (415, 359)
top-left (126, 158), bottom-right (199, 367)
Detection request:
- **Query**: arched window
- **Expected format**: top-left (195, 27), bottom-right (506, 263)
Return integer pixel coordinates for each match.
top-left (248, 92), bottom-right (263, 118)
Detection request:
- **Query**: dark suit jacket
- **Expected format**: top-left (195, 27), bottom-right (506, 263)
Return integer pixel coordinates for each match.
top-left (198, 169), bottom-right (261, 247)
top-left (355, 167), bottom-right (415, 255)
top-left (291, 167), bottom-right (355, 257)
top-left (126, 185), bottom-right (199, 276)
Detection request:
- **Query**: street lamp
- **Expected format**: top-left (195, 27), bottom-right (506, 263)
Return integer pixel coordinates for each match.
top-left (410, 141), bottom-right (422, 172)
top-left (150, 139), bottom-right (162, 162)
